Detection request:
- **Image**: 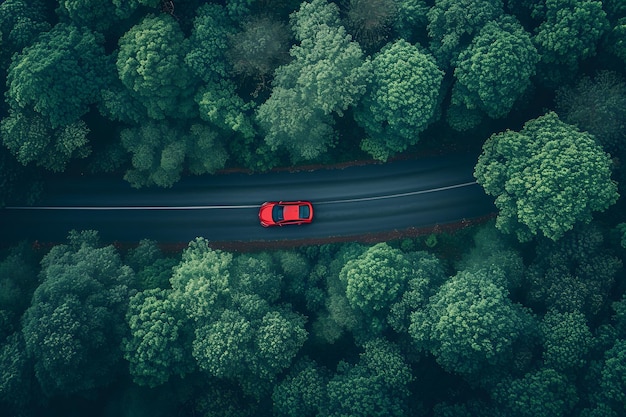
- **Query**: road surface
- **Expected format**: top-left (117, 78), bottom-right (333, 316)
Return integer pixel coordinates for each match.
top-left (0, 153), bottom-right (495, 246)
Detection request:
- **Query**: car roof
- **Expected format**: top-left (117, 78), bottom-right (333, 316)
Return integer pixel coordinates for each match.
top-left (283, 205), bottom-right (301, 221)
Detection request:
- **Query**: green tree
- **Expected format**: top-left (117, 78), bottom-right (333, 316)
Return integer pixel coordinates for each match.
top-left (525, 224), bottom-right (622, 316)
top-left (1, 110), bottom-right (91, 172)
top-left (128, 238), bottom-right (308, 396)
top-left (555, 71), bottom-right (626, 152)
top-left (227, 16), bottom-right (291, 81)
top-left (426, 0), bottom-right (503, 67)
top-left (533, 0), bottom-right (608, 65)
top-left (410, 268), bottom-right (536, 376)
top-left (185, 4), bottom-right (234, 84)
top-left (0, 332), bottom-right (41, 414)
top-left (455, 221), bottom-right (525, 291)
top-left (354, 39), bottom-right (443, 161)
top-left (230, 252), bottom-right (283, 303)
top-left (55, 0), bottom-right (135, 32)
top-left (598, 339), bottom-right (626, 415)
top-left (117, 14), bottom-right (197, 120)
top-left (169, 238), bottom-right (233, 322)
top-left (450, 17), bottom-right (538, 123)
top-left (121, 122), bottom-right (187, 188)
top-left (6, 23), bottom-right (111, 129)
top-left (192, 308), bottom-right (253, 379)
top-left (196, 80), bottom-right (257, 140)
top-left (123, 288), bottom-right (195, 387)
top-left (493, 368), bottom-right (578, 417)
top-left (339, 243), bottom-right (415, 316)
top-left (540, 309), bottom-right (592, 371)
top-left (344, 0), bottom-right (397, 51)
top-left (0, 0), bottom-right (50, 68)
top-left (21, 231), bottom-right (133, 396)
top-left (186, 123), bottom-right (229, 176)
top-left (387, 250), bottom-right (446, 335)
top-left (186, 5), bottom-right (258, 140)
top-left (617, 223), bottom-right (626, 249)
top-left (324, 339), bottom-right (413, 417)
top-left (474, 112), bottom-right (619, 242)
top-left (0, 242), bottom-right (39, 337)
top-left (392, 0), bottom-right (429, 41)
top-left (256, 0), bottom-right (370, 161)
top-left (272, 358), bottom-right (328, 417)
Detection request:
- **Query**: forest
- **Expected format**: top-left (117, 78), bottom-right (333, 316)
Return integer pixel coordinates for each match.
top-left (1, 0), bottom-right (626, 416)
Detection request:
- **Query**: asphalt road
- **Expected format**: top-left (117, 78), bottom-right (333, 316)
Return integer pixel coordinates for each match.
top-left (0, 153), bottom-right (495, 245)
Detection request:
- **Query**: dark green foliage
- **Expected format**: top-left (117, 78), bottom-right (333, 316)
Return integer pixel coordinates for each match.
top-left (540, 309), bottom-right (592, 371)
top-left (121, 122), bottom-right (227, 188)
top-left (315, 243), bottom-right (446, 344)
top-left (324, 339), bottom-right (413, 417)
top-left (450, 16), bottom-right (538, 124)
top-left (354, 39), bottom-right (443, 161)
top-left (21, 231), bottom-right (133, 396)
top-left (55, 0), bottom-right (135, 32)
top-left (606, 16), bottom-right (626, 64)
top-left (1, 110), bottom-right (91, 172)
top-left (493, 367), bottom-right (578, 417)
top-left (392, 0), bottom-right (429, 41)
top-left (475, 112), bottom-right (619, 242)
top-left (186, 4), bottom-right (234, 83)
top-left (427, 0), bottom-right (504, 67)
top-left (532, 0), bottom-right (608, 73)
top-left (196, 80), bottom-right (257, 140)
top-left (618, 223), bottom-right (626, 249)
top-left (455, 221), bottom-right (525, 291)
top-left (193, 379), bottom-right (260, 417)
top-left (339, 243), bottom-right (414, 315)
top-left (125, 238), bottom-right (307, 396)
top-left (598, 338), bottom-right (626, 415)
top-left (556, 71), bottom-right (626, 152)
top-left (525, 224), bottom-right (622, 316)
top-left (0, 332), bottom-right (40, 413)
top-left (0, 243), bottom-right (39, 337)
top-left (227, 16), bottom-right (291, 80)
top-left (272, 358), bottom-right (328, 417)
top-left (387, 250), bottom-right (446, 334)
top-left (410, 268), bottom-right (536, 376)
top-left (186, 123), bottom-right (229, 175)
top-left (123, 288), bottom-right (194, 387)
top-left (121, 122), bottom-right (187, 188)
top-left (126, 239), bottom-right (177, 290)
top-left (117, 15), bottom-right (197, 120)
top-left (344, 0), bottom-right (397, 51)
top-left (0, 0), bottom-right (50, 71)
top-left (256, 0), bottom-right (370, 162)
top-left (6, 23), bottom-right (110, 129)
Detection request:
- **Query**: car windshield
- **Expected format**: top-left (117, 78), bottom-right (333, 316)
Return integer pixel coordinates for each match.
top-left (272, 205), bottom-right (284, 221)
top-left (299, 205), bottom-right (310, 219)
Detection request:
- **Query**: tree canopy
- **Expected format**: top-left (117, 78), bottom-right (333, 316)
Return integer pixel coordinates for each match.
top-left (21, 231), bottom-right (133, 396)
top-left (355, 39), bottom-right (443, 161)
top-left (475, 112), bottom-right (619, 241)
top-left (116, 14), bottom-right (197, 121)
top-left (451, 16), bottom-right (538, 122)
top-left (256, 0), bottom-right (370, 161)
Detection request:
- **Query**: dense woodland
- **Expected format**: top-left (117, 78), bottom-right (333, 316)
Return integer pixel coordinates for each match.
top-left (1, 0), bottom-right (626, 416)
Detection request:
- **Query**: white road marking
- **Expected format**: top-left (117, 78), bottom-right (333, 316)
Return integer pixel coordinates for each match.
top-left (319, 181), bottom-right (478, 204)
top-left (5, 182), bottom-right (478, 210)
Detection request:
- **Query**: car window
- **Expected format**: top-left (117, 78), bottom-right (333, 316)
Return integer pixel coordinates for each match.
top-left (272, 205), bottom-right (284, 221)
top-left (299, 205), bottom-right (310, 219)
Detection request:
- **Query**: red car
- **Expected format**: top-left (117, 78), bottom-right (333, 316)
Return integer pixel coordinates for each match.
top-left (259, 201), bottom-right (314, 227)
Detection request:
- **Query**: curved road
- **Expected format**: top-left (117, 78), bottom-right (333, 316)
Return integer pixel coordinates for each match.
top-left (0, 153), bottom-right (495, 245)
